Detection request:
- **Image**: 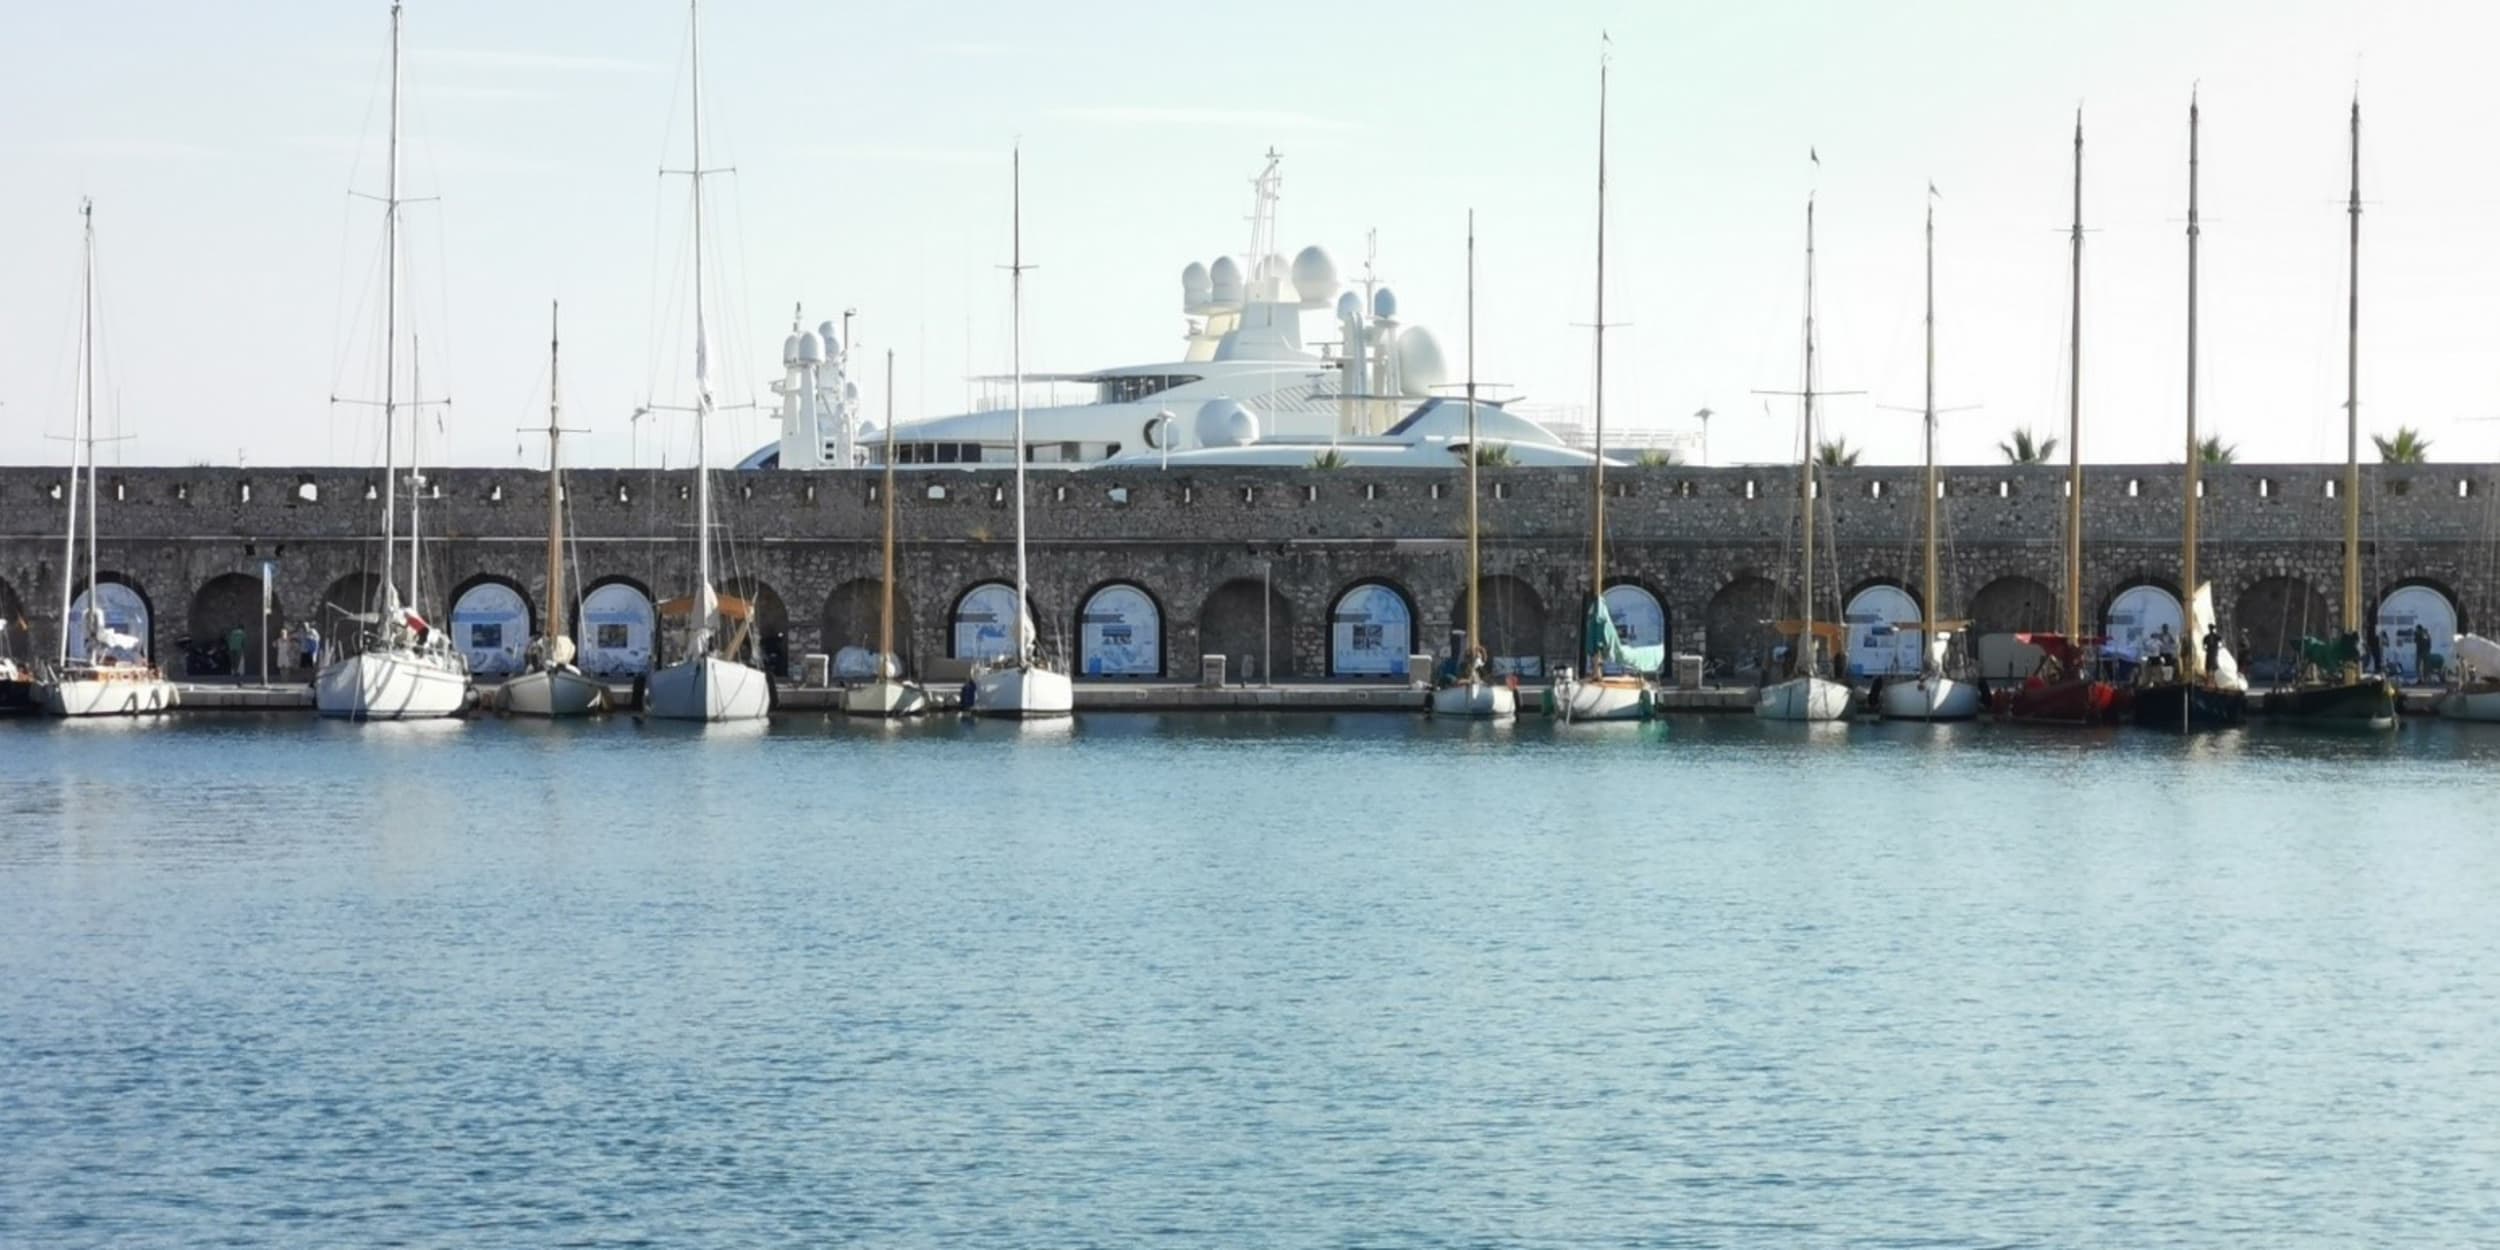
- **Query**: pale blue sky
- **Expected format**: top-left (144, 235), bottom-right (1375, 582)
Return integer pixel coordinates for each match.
top-left (4, 1), bottom-right (2492, 470)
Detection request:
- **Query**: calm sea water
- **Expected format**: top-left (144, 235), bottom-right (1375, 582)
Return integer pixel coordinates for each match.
top-left (3, 711), bottom-right (2497, 1247)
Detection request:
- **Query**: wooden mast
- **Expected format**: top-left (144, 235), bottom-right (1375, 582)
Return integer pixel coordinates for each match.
top-left (880, 349), bottom-right (898, 668)
top-left (545, 302), bottom-right (566, 649)
top-left (1589, 48), bottom-right (1609, 638)
top-left (1010, 145), bottom-right (1031, 667)
top-left (2342, 95), bottom-right (2363, 641)
top-left (2182, 92), bottom-right (2203, 679)
top-left (1798, 195), bottom-right (1819, 679)
top-left (1465, 209), bottom-right (1481, 664)
top-left (1921, 194), bottom-right (1939, 662)
top-left (2064, 110), bottom-right (2084, 642)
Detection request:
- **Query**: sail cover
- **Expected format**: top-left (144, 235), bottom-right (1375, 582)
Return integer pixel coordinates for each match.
top-left (1586, 596), bottom-right (1661, 674)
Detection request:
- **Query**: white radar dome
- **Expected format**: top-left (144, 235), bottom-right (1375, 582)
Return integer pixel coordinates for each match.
top-left (1195, 398), bottom-right (1261, 447)
top-left (1181, 261), bottom-right (1211, 309)
top-left (1393, 326), bottom-right (1446, 397)
top-left (781, 333), bottom-right (802, 365)
top-left (817, 321), bottom-right (841, 356)
top-left (842, 380), bottom-right (860, 404)
top-left (797, 331), bottom-right (824, 364)
top-left (1372, 286), bottom-right (1399, 320)
top-left (1208, 256), bottom-right (1244, 305)
top-left (1291, 246), bottom-right (1340, 307)
top-left (1334, 290), bottom-right (1360, 321)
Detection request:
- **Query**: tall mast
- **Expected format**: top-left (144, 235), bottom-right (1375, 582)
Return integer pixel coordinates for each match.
top-left (409, 338), bottom-right (423, 616)
top-left (57, 201), bottom-right (88, 667)
top-left (1922, 194), bottom-right (1939, 658)
top-left (381, 0), bottom-right (402, 613)
top-left (880, 348), bottom-right (898, 665)
top-left (1589, 49), bottom-right (1609, 616)
top-left (2340, 98), bottom-right (2360, 640)
top-left (688, 0), bottom-right (715, 650)
top-left (1465, 209), bottom-right (1481, 658)
top-left (1799, 196), bottom-right (1819, 677)
top-left (1010, 145), bottom-right (1031, 665)
top-left (2064, 110), bottom-right (2084, 642)
top-left (2182, 92), bottom-right (2203, 677)
top-left (546, 301), bottom-right (566, 645)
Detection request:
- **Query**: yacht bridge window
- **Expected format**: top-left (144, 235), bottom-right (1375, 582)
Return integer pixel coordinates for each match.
top-left (1095, 374), bottom-right (1199, 404)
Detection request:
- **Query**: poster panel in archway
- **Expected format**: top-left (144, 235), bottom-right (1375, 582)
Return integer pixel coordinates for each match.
top-left (953, 582), bottom-right (1030, 664)
top-left (1331, 582), bottom-right (1412, 677)
top-left (450, 582), bottom-right (530, 675)
top-left (577, 583), bottom-right (655, 677)
top-left (1080, 584), bottom-right (1161, 677)
top-left (2375, 585), bottom-right (2458, 680)
top-left (66, 582), bottom-right (151, 661)
top-left (2104, 585), bottom-right (2185, 661)
top-left (1601, 584), bottom-right (1668, 674)
top-left (1843, 585), bottom-right (1924, 678)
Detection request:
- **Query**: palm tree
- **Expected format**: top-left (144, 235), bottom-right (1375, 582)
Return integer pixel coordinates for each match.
top-left (1998, 426), bottom-right (2059, 464)
top-left (1635, 448), bottom-right (1682, 468)
top-left (1471, 443), bottom-right (1516, 467)
top-left (2372, 426), bottom-right (2432, 464)
top-left (2197, 436), bottom-right (2237, 465)
top-left (1814, 437), bottom-right (1860, 467)
top-left (1309, 448), bottom-right (1349, 470)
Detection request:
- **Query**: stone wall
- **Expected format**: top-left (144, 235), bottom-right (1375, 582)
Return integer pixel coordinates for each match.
top-left (2, 462), bottom-right (2492, 679)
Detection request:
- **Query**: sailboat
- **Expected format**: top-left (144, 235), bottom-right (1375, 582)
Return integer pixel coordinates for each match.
top-left (1993, 113), bottom-right (2124, 726)
top-left (2134, 92), bottom-right (2248, 730)
top-left (969, 146), bottom-right (1074, 719)
top-left (42, 200), bottom-right (177, 718)
top-left (1877, 192), bottom-right (1983, 721)
top-left (1429, 211), bottom-right (1517, 720)
top-left (314, 1), bottom-right (469, 722)
top-left (1552, 48), bottom-right (1653, 723)
top-left (1756, 192), bottom-right (1853, 722)
top-left (645, 0), bottom-right (772, 723)
top-left (501, 302), bottom-right (608, 717)
top-left (2269, 96), bottom-right (2398, 730)
top-left (845, 348), bottom-right (931, 717)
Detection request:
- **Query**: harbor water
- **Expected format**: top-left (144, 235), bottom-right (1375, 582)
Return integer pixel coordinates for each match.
top-left (4, 714), bottom-right (2498, 1246)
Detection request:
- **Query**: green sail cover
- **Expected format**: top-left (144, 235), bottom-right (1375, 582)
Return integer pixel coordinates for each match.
top-left (1586, 597), bottom-right (1665, 674)
top-left (2300, 634), bottom-right (2360, 673)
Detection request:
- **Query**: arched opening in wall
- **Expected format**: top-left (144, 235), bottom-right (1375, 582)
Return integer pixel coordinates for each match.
top-left (1703, 575), bottom-right (1783, 682)
top-left (2102, 582), bottom-right (2184, 662)
top-left (1328, 580), bottom-right (1415, 679)
top-left (1842, 582), bottom-right (1925, 679)
top-left (575, 577), bottom-right (657, 677)
top-left (718, 576), bottom-right (791, 677)
top-left (1197, 578), bottom-right (1296, 682)
top-left (313, 572), bottom-right (385, 663)
top-left (2375, 581), bottom-right (2461, 682)
top-left (952, 581), bottom-right (1044, 666)
top-left (1449, 575), bottom-right (1547, 677)
top-left (2232, 576), bottom-right (2332, 684)
top-left (1599, 581), bottom-right (1670, 674)
top-left (1076, 581), bottom-right (1164, 679)
top-left (821, 578), bottom-right (916, 680)
top-left (448, 575), bottom-right (536, 677)
top-left (1965, 575), bottom-right (2058, 680)
top-left (0, 575), bottom-right (31, 666)
top-left (67, 574), bottom-right (157, 666)
top-left (185, 573), bottom-right (283, 679)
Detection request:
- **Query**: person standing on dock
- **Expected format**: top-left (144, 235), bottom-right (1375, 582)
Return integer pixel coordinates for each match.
top-left (2414, 624), bottom-right (2432, 682)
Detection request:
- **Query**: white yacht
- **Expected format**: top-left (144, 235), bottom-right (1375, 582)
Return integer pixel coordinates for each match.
top-left (742, 152), bottom-right (1608, 473)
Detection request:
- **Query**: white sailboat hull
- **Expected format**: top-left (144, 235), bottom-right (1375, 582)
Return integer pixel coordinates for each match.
top-left (1556, 676), bottom-right (1649, 721)
top-left (316, 648), bottom-right (469, 721)
top-left (1876, 675), bottom-right (1983, 721)
top-left (1756, 676), bottom-right (1854, 722)
top-left (43, 673), bottom-right (178, 717)
top-left (1430, 681), bottom-right (1517, 719)
top-left (843, 677), bottom-right (931, 718)
top-left (2437, 686), bottom-right (2500, 722)
top-left (972, 666), bottom-right (1073, 719)
top-left (645, 654), bottom-right (772, 721)
top-left (500, 667), bottom-right (609, 717)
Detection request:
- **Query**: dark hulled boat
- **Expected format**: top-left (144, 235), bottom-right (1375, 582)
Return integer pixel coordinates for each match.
top-left (1992, 633), bottom-right (2128, 725)
top-left (2131, 678), bottom-right (2246, 730)
top-left (2267, 675), bottom-right (2398, 729)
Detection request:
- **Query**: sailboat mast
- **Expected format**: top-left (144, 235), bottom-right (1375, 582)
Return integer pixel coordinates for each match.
top-left (2182, 93), bottom-right (2203, 677)
top-left (1799, 197), bottom-right (1819, 677)
top-left (57, 202), bottom-right (88, 668)
top-left (381, 0), bottom-right (401, 612)
top-left (1590, 53), bottom-right (1609, 613)
top-left (1922, 196), bottom-right (1939, 655)
top-left (2340, 98), bottom-right (2360, 640)
top-left (546, 301), bottom-right (566, 644)
top-left (1011, 146), bottom-right (1030, 664)
top-left (2064, 111), bottom-right (2084, 642)
top-left (880, 349), bottom-right (897, 664)
top-left (409, 339), bottom-right (423, 615)
top-left (689, 0), bottom-right (714, 644)
top-left (1465, 209), bottom-right (1481, 656)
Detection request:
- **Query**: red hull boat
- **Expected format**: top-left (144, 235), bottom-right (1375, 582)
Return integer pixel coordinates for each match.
top-left (1991, 632), bottom-right (2129, 725)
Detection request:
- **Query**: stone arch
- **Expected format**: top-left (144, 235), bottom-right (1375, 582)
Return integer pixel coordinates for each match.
top-left (951, 580), bottom-right (1050, 664)
top-left (575, 575), bottom-right (657, 677)
top-left (1841, 579), bottom-right (1924, 679)
top-left (0, 575), bottom-right (32, 665)
top-left (718, 575), bottom-right (791, 677)
top-left (821, 577), bottom-right (916, 674)
top-left (312, 571), bottom-right (385, 661)
top-left (68, 571), bottom-right (159, 663)
top-left (2374, 578), bottom-right (2463, 681)
top-left (1074, 579), bottom-right (1165, 679)
top-left (186, 572), bottom-right (283, 679)
top-left (1198, 577), bottom-right (1296, 682)
top-left (1448, 574), bottom-right (1547, 676)
top-left (1703, 574), bottom-right (1782, 679)
top-left (1599, 579), bottom-right (1671, 673)
top-left (447, 573), bottom-right (536, 677)
top-left (1327, 577), bottom-right (1417, 679)
top-left (2232, 575), bottom-right (2332, 682)
top-left (1967, 575), bottom-right (2058, 638)
top-left (2101, 579), bottom-right (2185, 658)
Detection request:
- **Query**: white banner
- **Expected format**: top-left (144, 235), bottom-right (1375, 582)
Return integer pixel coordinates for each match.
top-left (66, 582), bottom-right (150, 660)
top-left (577, 582), bottom-right (656, 677)
top-left (450, 582), bottom-right (531, 675)
top-left (1079, 583), bottom-right (1161, 677)
top-left (953, 582), bottom-right (1027, 664)
top-left (1330, 582), bottom-right (1412, 677)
